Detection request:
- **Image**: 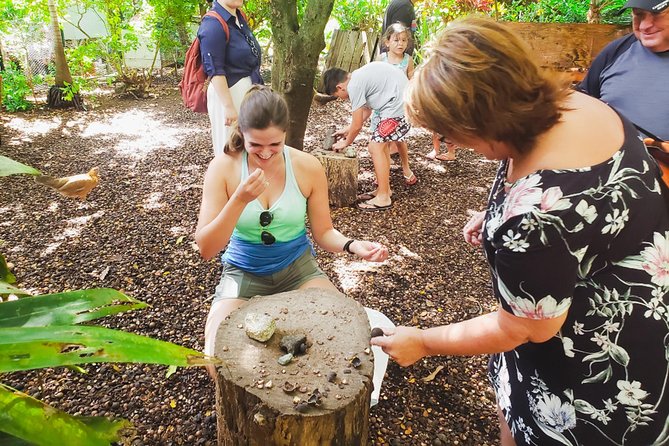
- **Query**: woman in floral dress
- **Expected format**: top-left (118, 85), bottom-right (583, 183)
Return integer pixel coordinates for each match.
top-left (371, 16), bottom-right (669, 445)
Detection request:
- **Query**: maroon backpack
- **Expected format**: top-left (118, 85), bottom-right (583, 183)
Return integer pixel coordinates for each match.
top-left (179, 11), bottom-right (229, 113)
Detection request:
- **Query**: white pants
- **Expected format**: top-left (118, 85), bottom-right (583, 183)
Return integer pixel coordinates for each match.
top-left (207, 76), bottom-right (253, 156)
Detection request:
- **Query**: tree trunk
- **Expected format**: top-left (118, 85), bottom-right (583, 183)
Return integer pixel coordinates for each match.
top-left (47, 0), bottom-right (83, 110)
top-left (176, 23), bottom-right (191, 48)
top-left (587, 0), bottom-right (601, 23)
top-left (48, 0), bottom-right (72, 87)
top-left (312, 149), bottom-right (359, 208)
top-left (214, 289), bottom-right (372, 445)
top-left (269, 0), bottom-right (335, 150)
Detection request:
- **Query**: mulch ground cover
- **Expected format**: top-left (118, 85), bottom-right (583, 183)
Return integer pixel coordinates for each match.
top-left (1, 76), bottom-right (499, 445)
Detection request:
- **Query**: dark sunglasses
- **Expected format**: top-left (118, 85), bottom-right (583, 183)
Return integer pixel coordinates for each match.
top-left (260, 210), bottom-right (275, 245)
top-left (244, 33), bottom-right (260, 59)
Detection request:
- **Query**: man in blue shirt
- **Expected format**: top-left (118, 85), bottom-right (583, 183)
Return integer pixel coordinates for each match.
top-left (197, 0), bottom-right (263, 155)
top-left (579, 0), bottom-right (669, 141)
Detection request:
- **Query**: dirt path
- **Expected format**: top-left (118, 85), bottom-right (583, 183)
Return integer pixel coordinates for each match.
top-left (1, 80), bottom-right (499, 445)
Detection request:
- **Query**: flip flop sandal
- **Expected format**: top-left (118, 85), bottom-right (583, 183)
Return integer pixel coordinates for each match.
top-left (436, 154), bottom-right (456, 162)
top-left (357, 199), bottom-right (392, 211)
top-left (404, 173), bottom-right (418, 185)
top-left (357, 192), bottom-right (376, 201)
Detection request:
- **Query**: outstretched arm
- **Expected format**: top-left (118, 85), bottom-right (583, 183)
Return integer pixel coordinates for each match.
top-left (300, 153), bottom-right (388, 262)
top-left (370, 308), bottom-right (568, 366)
top-left (333, 107), bottom-right (371, 151)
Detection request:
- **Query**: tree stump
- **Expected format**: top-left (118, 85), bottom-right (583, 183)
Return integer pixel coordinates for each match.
top-left (312, 149), bottom-right (359, 208)
top-left (213, 289), bottom-right (373, 446)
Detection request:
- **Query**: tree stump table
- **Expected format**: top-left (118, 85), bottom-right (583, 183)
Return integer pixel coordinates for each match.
top-left (213, 288), bottom-right (373, 445)
top-left (312, 149), bottom-right (359, 208)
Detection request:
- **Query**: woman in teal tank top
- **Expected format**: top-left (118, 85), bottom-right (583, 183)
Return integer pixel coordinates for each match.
top-left (195, 86), bottom-right (389, 359)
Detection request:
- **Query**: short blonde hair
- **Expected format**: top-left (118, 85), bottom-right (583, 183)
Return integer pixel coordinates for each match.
top-left (406, 16), bottom-right (572, 154)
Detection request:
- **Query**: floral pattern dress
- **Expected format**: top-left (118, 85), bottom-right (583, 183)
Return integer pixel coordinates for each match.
top-left (484, 117), bottom-right (669, 445)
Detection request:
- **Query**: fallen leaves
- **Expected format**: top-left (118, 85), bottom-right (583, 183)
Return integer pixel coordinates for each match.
top-left (422, 365), bottom-right (445, 383)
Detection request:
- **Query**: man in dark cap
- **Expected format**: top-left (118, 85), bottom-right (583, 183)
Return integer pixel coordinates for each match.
top-left (579, 0), bottom-right (669, 141)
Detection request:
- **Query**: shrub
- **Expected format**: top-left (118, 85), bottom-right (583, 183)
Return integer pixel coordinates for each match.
top-left (1, 62), bottom-right (33, 112)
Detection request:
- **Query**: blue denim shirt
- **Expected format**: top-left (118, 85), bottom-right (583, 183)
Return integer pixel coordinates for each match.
top-left (197, 2), bottom-right (263, 87)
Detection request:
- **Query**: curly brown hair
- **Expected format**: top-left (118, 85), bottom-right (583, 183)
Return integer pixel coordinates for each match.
top-left (405, 16), bottom-right (572, 154)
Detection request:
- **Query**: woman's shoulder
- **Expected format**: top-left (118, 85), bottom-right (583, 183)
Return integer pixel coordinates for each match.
top-left (209, 150), bottom-right (242, 175)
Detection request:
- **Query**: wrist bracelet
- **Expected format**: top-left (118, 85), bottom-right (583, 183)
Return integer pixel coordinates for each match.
top-left (343, 239), bottom-right (355, 254)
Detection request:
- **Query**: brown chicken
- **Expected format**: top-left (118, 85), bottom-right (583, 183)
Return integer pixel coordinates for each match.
top-left (34, 166), bottom-right (100, 200)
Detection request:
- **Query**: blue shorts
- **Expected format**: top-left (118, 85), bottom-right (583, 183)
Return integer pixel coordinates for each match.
top-left (212, 248), bottom-right (327, 302)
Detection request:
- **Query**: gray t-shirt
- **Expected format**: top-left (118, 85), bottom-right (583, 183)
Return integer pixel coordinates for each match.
top-left (581, 36), bottom-right (669, 140)
top-left (347, 61), bottom-right (408, 119)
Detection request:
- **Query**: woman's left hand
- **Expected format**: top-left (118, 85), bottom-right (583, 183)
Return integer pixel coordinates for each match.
top-left (350, 240), bottom-right (389, 262)
top-left (369, 326), bottom-right (427, 367)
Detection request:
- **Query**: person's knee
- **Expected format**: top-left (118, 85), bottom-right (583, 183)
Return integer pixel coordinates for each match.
top-left (368, 142), bottom-right (388, 156)
top-left (204, 299), bottom-right (246, 355)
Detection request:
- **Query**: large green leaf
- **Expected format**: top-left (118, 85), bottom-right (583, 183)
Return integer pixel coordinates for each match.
top-left (0, 384), bottom-right (132, 446)
top-left (0, 325), bottom-right (212, 372)
top-left (0, 281), bottom-right (30, 297)
top-left (0, 156), bottom-right (41, 177)
top-left (0, 254), bottom-right (16, 284)
top-left (0, 288), bottom-right (146, 328)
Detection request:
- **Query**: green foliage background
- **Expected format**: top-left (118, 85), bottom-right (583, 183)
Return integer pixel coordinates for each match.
top-left (0, 0), bottom-right (631, 111)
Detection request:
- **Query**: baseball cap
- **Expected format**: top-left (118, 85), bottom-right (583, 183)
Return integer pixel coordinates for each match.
top-left (623, 0), bottom-right (669, 12)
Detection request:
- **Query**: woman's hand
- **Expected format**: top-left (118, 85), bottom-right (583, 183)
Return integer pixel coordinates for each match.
top-left (334, 126), bottom-right (350, 140)
top-left (349, 240), bottom-right (389, 262)
top-left (369, 326), bottom-right (428, 367)
top-left (224, 106), bottom-right (238, 126)
top-left (232, 168), bottom-right (267, 204)
top-left (332, 139), bottom-right (348, 152)
top-left (644, 137), bottom-right (669, 152)
top-left (463, 210), bottom-right (485, 247)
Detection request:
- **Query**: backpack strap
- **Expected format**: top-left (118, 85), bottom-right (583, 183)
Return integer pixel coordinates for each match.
top-left (204, 10), bottom-right (230, 42)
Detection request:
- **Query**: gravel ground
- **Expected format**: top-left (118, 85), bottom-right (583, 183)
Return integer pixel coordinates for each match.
top-left (1, 76), bottom-right (499, 445)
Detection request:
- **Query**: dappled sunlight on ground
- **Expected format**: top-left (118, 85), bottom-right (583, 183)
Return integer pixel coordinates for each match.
top-left (81, 109), bottom-right (198, 158)
top-left (331, 257), bottom-right (386, 294)
top-left (142, 192), bottom-right (165, 210)
top-left (5, 117), bottom-right (62, 140)
top-left (42, 210), bottom-right (105, 257)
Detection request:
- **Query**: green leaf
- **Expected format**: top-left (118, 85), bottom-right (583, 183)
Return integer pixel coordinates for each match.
top-left (0, 254), bottom-right (16, 284)
top-left (0, 156), bottom-right (41, 177)
top-left (0, 325), bottom-right (211, 372)
top-left (574, 398), bottom-right (596, 415)
top-left (0, 384), bottom-right (132, 446)
top-left (0, 431), bottom-right (32, 445)
top-left (609, 343), bottom-right (630, 366)
top-left (166, 364), bottom-right (177, 378)
top-left (582, 349), bottom-right (608, 363)
top-left (0, 289), bottom-right (147, 328)
top-left (582, 365), bottom-right (612, 384)
top-left (0, 281), bottom-right (30, 297)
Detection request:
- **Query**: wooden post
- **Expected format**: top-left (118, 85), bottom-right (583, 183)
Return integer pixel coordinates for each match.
top-left (312, 148), bottom-right (359, 208)
top-left (213, 289), bottom-right (373, 446)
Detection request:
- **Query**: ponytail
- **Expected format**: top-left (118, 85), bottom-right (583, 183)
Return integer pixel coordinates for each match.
top-left (224, 121), bottom-right (245, 153)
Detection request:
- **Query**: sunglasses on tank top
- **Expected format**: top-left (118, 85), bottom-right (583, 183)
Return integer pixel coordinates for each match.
top-left (260, 210), bottom-right (275, 245)
top-left (244, 33), bottom-right (260, 59)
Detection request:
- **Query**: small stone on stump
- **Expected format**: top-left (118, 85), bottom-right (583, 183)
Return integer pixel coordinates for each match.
top-left (244, 312), bottom-right (276, 342)
top-left (213, 289), bottom-right (373, 445)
